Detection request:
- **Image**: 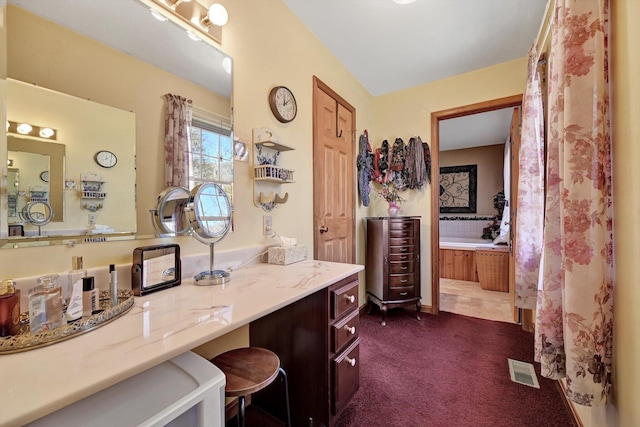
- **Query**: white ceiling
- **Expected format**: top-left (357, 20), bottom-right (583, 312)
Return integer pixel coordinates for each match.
top-left (282, 0), bottom-right (547, 151)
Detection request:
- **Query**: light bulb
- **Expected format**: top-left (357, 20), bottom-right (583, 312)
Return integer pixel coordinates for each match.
top-left (40, 128), bottom-right (55, 138)
top-left (150, 9), bottom-right (168, 22)
top-left (222, 57), bottom-right (232, 74)
top-left (17, 123), bottom-right (33, 134)
top-left (207, 4), bottom-right (228, 26)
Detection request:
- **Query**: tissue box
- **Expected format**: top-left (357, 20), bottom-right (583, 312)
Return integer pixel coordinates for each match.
top-left (268, 245), bottom-right (307, 265)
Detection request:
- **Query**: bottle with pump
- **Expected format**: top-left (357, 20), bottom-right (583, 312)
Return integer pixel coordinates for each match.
top-left (82, 276), bottom-right (97, 317)
top-left (109, 264), bottom-right (118, 307)
top-left (68, 256), bottom-right (87, 306)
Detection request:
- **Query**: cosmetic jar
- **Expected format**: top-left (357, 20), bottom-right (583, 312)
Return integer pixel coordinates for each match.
top-left (0, 279), bottom-right (21, 337)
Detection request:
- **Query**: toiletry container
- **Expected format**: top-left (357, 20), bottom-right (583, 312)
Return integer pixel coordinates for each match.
top-left (28, 274), bottom-right (64, 333)
top-left (82, 276), bottom-right (97, 317)
top-left (67, 256), bottom-right (87, 305)
top-left (0, 279), bottom-right (21, 337)
top-left (27, 351), bottom-right (225, 427)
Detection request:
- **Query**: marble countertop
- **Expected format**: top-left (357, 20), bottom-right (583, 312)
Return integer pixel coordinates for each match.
top-left (0, 260), bottom-right (363, 427)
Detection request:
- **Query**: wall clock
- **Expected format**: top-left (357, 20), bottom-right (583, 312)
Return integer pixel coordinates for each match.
top-left (94, 150), bottom-right (117, 168)
top-left (269, 86), bottom-right (297, 123)
top-left (39, 171), bottom-right (49, 183)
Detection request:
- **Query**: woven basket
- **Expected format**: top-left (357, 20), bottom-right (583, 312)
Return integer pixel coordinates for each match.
top-left (475, 248), bottom-right (509, 292)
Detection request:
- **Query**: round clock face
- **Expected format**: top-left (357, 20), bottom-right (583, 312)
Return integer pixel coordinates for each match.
top-left (269, 86), bottom-right (297, 123)
top-left (39, 171), bottom-right (49, 183)
top-left (94, 150), bottom-right (117, 168)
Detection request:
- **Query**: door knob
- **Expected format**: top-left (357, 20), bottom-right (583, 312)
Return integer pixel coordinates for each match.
top-left (319, 225), bottom-right (329, 233)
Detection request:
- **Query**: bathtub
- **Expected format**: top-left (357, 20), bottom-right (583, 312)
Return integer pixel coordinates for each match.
top-left (439, 237), bottom-right (508, 287)
top-left (439, 236), bottom-right (501, 250)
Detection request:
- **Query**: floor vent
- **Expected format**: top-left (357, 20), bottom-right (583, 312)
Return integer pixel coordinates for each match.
top-left (508, 358), bottom-right (540, 388)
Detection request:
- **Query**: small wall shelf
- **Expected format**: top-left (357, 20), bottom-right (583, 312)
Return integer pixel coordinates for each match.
top-left (252, 127), bottom-right (294, 211)
top-left (80, 173), bottom-right (107, 211)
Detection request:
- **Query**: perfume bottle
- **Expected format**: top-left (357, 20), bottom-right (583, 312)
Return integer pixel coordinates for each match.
top-left (29, 274), bottom-right (64, 333)
top-left (0, 279), bottom-right (21, 337)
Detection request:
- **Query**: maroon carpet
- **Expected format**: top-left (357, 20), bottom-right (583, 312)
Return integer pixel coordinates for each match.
top-left (334, 309), bottom-right (577, 427)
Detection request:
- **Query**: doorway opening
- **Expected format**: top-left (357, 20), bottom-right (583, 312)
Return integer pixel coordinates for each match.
top-left (430, 95), bottom-right (522, 321)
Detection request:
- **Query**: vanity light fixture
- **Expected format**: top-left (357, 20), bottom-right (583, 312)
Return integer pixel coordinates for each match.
top-left (149, 0), bottom-right (225, 44)
top-left (201, 3), bottom-right (228, 28)
top-left (7, 121), bottom-right (57, 140)
top-left (7, 159), bottom-right (13, 166)
top-left (392, 0), bottom-right (416, 4)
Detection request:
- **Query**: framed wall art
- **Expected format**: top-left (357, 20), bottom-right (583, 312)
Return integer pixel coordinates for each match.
top-left (439, 165), bottom-right (477, 213)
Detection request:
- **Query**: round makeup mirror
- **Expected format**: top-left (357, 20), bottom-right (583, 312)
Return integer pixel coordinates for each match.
top-left (149, 186), bottom-right (190, 236)
top-left (186, 183), bottom-right (233, 285)
top-left (20, 201), bottom-right (54, 236)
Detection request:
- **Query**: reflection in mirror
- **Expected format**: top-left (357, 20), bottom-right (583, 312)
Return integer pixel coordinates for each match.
top-left (186, 183), bottom-right (232, 285)
top-left (150, 187), bottom-right (190, 237)
top-left (3, 0), bottom-right (233, 248)
top-left (20, 201), bottom-right (54, 236)
top-left (132, 244), bottom-right (181, 296)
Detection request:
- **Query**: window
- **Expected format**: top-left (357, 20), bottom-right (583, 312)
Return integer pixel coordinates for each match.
top-left (188, 117), bottom-right (233, 202)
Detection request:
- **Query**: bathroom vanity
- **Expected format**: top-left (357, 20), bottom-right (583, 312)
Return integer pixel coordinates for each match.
top-left (0, 260), bottom-right (363, 427)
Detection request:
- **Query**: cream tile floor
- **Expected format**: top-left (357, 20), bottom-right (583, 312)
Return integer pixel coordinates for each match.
top-left (439, 278), bottom-right (515, 323)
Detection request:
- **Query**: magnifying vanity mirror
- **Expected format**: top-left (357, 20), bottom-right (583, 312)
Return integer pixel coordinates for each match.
top-left (149, 187), bottom-right (191, 237)
top-left (2, 0), bottom-right (233, 248)
top-left (20, 201), bottom-right (54, 236)
top-left (186, 183), bottom-right (233, 285)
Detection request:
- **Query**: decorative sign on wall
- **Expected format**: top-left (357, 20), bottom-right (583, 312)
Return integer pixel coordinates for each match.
top-left (439, 165), bottom-right (477, 213)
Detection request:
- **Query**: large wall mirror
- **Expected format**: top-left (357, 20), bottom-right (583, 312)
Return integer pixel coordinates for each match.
top-left (2, 0), bottom-right (233, 248)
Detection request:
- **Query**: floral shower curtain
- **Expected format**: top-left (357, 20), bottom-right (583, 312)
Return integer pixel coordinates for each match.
top-left (514, 46), bottom-right (545, 310)
top-left (164, 94), bottom-right (193, 187)
top-left (533, 0), bottom-right (613, 406)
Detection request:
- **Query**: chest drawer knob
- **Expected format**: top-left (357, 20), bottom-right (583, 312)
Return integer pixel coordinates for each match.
top-left (344, 325), bottom-right (356, 335)
top-left (346, 356), bottom-right (357, 367)
top-left (344, 294), bottom-right (355, 304)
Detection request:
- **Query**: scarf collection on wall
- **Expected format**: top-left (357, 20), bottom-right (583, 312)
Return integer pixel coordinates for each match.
top-left (357, 129), bottom-right (432, 207)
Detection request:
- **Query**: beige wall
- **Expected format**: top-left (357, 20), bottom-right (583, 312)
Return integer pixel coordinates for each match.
top-left (439, 144), bottom-right (505, 215)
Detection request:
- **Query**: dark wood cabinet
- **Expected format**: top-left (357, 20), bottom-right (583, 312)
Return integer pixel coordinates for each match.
top-left (366, 217), bottom-right (421, 326)
top-left (250, 273), bottom-right (360, 426)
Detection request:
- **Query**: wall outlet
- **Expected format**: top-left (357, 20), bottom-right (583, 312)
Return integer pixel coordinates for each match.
top-left (263, 215), bottom-right (272, 235)
top-left (88, 213), bottom-right (96, 225)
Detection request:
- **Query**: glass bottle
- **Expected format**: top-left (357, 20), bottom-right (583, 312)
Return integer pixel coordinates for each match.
top-left (29, 274), bottom-right (63, 333)
top-left (0, 279), bottom-right (22, 337)
top-left (67, 256), bottom-right (87, 307)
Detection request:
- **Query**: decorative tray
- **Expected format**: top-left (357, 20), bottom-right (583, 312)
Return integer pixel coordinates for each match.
top-left (0, 290), bottom-right (135, 354)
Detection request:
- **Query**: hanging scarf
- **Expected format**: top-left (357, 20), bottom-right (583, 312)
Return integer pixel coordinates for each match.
top-left (405, 136), bottom-right (427, 189)
top-left (357, 130), bottom-right (373, 206)
top-left (423, 141), bottom-right (432, 184)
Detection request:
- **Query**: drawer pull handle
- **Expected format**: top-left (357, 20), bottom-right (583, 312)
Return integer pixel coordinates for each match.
top-left (402, 240), bottom-right (408, 244)
top-left (400, 279), bottom-right (408, 283)
top-left (400, 292), bottom-right (408, 296)
top-left (401, 256), bottom-right (407, 260)
top-left (344, 325), bottom-right (356, 335)
top-left (401, 266), bottom-right (408, 270)
top-left (401, 248), bottom-right (408, 252)
top-left (344, 294), bottom-right (355, 304)
top-left (346, 356), bottom-right (357, 367)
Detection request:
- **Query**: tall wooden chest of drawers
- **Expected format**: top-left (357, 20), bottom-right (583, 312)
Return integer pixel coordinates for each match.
top-left (366, 217), bottom-right (421, 326)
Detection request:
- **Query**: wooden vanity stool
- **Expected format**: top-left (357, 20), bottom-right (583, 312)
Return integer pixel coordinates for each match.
top-left (211, 347), bottom-right (291, 427)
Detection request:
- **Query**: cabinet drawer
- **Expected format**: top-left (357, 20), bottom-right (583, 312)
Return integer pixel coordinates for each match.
top-left (389, 261), bottom-right (414, 274)
top-left (331, 309), bottom-right (359, 353)
top-left (389, 274), bottom-right (415, 287)
top-left (389, 220), bottom-right (414, 231)
top-left (389, 237), bottom-right (414, 247)
top-left (389, 229), bottom-right (413, 239)
top-left (389, 245), bottom-right (413, 254)
top-left (389, 253), bottom-right (412, 262)
top-left (331, 281), bottom-right (359, 320)
top-left (332, 339), bottom-right (360, 415)
top-left (389, 286), bottom-right (415, 300)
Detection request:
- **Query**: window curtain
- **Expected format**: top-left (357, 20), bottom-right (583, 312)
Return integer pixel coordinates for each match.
top-left (493, 136), bottom-right (511, 244)
top-left (514, 46), bottom-right (545, 309)
top-left (534, 0), bottom-right (613, 407)
top-left (164, 94), bottom-right (192, 187)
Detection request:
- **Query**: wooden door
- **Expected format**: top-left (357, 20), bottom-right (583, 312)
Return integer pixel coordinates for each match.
top-left (509, 106), bottom-right (522, 323)
top-left (313, 77), bottom-right (356, 263)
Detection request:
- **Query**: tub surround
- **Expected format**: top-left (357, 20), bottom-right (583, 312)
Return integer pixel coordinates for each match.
top-left (0, 259), bottom-right (364, 426)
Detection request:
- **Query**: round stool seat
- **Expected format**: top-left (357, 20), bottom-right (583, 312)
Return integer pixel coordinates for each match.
top-left (212, 347), bottom-right (280, 397)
